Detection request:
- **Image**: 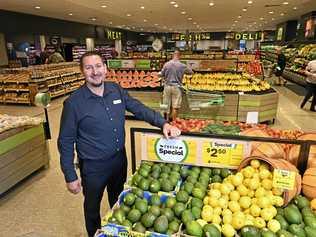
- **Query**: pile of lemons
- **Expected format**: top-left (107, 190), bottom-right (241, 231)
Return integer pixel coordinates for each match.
top-left (199, 159), bottom-right (284, 237)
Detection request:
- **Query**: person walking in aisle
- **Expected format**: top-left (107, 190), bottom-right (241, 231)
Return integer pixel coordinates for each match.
top-left (275, 48), bottom-right (287, 86)
top-left (58, 51), bottom-right (181, 237)
top-left (160, 49), bottom-right (193, 121)
top-left (301, 59), bottom-right (316, 112)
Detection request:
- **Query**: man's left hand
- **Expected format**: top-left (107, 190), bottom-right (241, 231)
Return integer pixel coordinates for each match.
top-left (163, 123), bottom-right (181, 139)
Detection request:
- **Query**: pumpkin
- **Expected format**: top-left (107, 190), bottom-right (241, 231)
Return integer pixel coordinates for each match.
top-left (287, 133), bottom-right (316, 167)
top-left (302, 167), bottom-right (316, 199)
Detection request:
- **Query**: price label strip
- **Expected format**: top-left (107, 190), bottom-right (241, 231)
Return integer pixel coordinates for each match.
top-left (202, 141), bottom-right (244, 167)
top-left (272, 169), bottom-right (296, 191)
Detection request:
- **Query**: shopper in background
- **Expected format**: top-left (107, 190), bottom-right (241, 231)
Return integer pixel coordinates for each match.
top-left (275, 48), bottom-right (287, 85)
top-left (40, 46), bottom-right (51, 64)
top-left (160, 49), bottom-right (193, 121)
top-left (47, 49), bottom-right (65, 64)
top-left (301, 59), bottom-right (316, 112)
top-left (57, 51), bottom-right (181, 237)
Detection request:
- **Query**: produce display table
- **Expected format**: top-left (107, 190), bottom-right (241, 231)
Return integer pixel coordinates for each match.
top-left (0, 124), bottom-right (50, 195)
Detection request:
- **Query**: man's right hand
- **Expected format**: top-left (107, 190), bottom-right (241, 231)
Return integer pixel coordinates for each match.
top-left (66, 179), bottom-right (82, 194)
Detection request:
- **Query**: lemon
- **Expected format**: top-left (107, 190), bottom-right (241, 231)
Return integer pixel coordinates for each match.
top-left (267, 219), bottom-right (281, 233)
top-left (254, 217), bottom-right (266, 228)
top-left (229, 201), bottom-right (240, 213)
top-left (222, 224), bottom-right (236, 237)
top-left (204, 196), bottom-right (210, 205)
top-left (268, 206), bottom-right (277, 217)
top-left (209, 189), bottom-right (221, 199)
top-left (272, 196), bottom-right (284, 207)
top-left (250, 160), bottom-right (261, 169)
top-left (245, 219), bottom-right (254, 226)
top-left (203, 205), bottom-right (213, 212)
top-left (218, 197), bottom-right (228, 209)
top-left (259, 163), bottom-right (270, 171)
top-left (212, 215), bottom-right (222, 224)
top-left (242, 166), bottom-right (255, 178)
top-left (245, 214), bottom-right (255, 222)
top-left (222, 195), bottom-right (230, 202)
top-left (226, 183), bottom-right (235, 192)
top-left (244, 209), bottom-right (250, 214)
top-left (237, 185), bottom-right (249, 196)
top-left (259, 169), bottom-right (271, 180)
top-left (233, 211), bottom-right (245, 219)
top-left (262, 179), bottom-right (273, 190)
top-left (272, 188), bottom-right (283, 196)
top-left (243, 178), bottom-right (251, 188)
top-left (261, 208), bottom-right (274, 221)
top-left (212, 183), bottom-right (222, 190)
top-left (196, 219), bottom-right (208, 227)
top-left (201, 208), bottom-right (213, 222)
top-left (252, 173), bottom-right (260, 180)
top-left (250, 204), bottom-right (261, 217)
top-left (220, 183), bottom-right (231, 195)
top-left (239, 196), bottom-right (252, 209)
top-left (232, 173), bottom-right (244, 187)
top-left (230, 191), bottom-right (240, 201)
top-left (232, 217), bottom-right (245, 230)
top-left (209, 197), bottom-right (219, 207)
top-left (255, 187), bottom-right (267, 198)
top-left (258, 197), bottom-right (271, 209)
top-left (223, 214), bottom-right (233, 224)
top-left (214, 206), bottom-right (222, 215)
top-left (252, 198), bottom-right (258, 205)
top-left (222, 209), bottom-right (233, 216)
top-left (249, 178), bottom-right (260, 190)
top-left (248, 190), bottom-right (255, 198)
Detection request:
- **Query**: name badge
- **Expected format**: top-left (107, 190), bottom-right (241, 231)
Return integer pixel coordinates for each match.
top-left (113, 99), bottom-right (122, 104)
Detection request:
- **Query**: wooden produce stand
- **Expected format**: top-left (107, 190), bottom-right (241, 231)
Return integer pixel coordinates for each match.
top-left (0, 124), bottom-right (50, 195)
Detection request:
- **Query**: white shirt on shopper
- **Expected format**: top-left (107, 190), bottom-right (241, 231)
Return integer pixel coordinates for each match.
top-left (305, 60), bottom-right (316, 84)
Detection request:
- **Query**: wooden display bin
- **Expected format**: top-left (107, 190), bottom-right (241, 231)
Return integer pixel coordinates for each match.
top-left (0, 124), bottom-right (50, 195)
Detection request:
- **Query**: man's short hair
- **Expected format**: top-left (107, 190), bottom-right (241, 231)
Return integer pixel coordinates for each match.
top-left (79, 51), bottom-right (103, 69)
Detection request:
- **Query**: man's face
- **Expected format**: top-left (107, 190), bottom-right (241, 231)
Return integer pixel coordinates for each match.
top-left (81, 55), bottom-right (107, 87)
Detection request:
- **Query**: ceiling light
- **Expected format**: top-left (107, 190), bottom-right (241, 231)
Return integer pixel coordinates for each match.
top-left (269, 11), bottom-right (274, 14)
top-left (90, 17), bottom-right (97, 21)
top-left (181, 11), bottom-right (186, 14)
top-left (293, 7), bottom-right (297, 10)
top-left (260, 17), bottom-right (264, 20)
top-left (232, 24), bottom-right (236, 26)
top-left (248, 0), bottom-right (253, 4)
top-left (234, 20), bottom-right (238, 23)
top-left (253, 22), bottom-right (257, 24)
top-left (209, 2), bottom-right (215, 6)
top-left (283, 1), bottom-right (289, 5)
top-left (188, 17), bottom-right (193, 20)
top-left (238, 15), bottom-right (242, 18)
top-left (140, 6), bottom-right (145, 9)
top-left (144, 19), bottom-right (148, 22)
top-left (35, 6), bottom-right (41, 9)
top-left (193, 22), bottom-right (197, 24)
top-left (140, 28), bottom-right (144, 31)
top-left (126, 13), bottom-right (131, 17)
top-left (154, 23), bottom-right (159, 26)
top-left (101, 5), bottom-right (107, 8)
top-left (170, 1), bottom-right (176, 4)
top-left (109, 21), bottom-right (113, 24)
top-left (280, 12), bottom-right (285, 16)
top-left (272, 18), bottom-right (275, 21)
top-left (174, 4), bottom-right (179, 7)
top-left (68, 13), bottom-right (73, 16)
top-left (163, 26), bottom-right (167, 28)
top-left (242, 8), bottom-right (247, 12)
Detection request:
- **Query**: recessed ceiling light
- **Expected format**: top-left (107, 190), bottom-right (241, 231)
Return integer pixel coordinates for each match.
top-left (260, 17), bottom-right (264, 20)
top-left (209, 2), bottom-right (215, 6)
top-left (154, 23), bottom-right (159, 26)
top-left (140, 28), bottom-right (144, 31)
top-left (90, 17), bottom-right (97, 21)
top-left (132, 26), bottom-right (136, 29)
top-left (68, 13), bottom-right (73, 16)
top-left (163, 26), bottom-right (167, 28)
top-left (140, 6), bottom-right (145, 9)
top-left (101, 5), bottom-right (107, 8)
top-left (293, 7), bottom-right (297, 10)
top-left (248, 0), bottom-right (253, 4)
top-left (253, 22), bottom-right (257, 24)
top-left (238, 15), bottom-right (242, 18)
top-left (188, 17), bottom-right (193, 20)
top-left (170, 1), bottom-right (176, 4)
top-left (280, 12), bottom-right (285, 16)
top-left (242, 8), bottom-right (247, 12)
top-left (232, 24), bottom-right (236, 26)
top-left (269, 11), bottom-right (274, 14)
top-left (174, 4), bottom-right (179, 7)
top-left (109, 21), bottom-right (113, 24)
top-left (283, 1), bottom-right (289, 5)
top-left (197, 25), bottom-right (200, 27)
top-left (272, 18), bottom-right (275, 21)
top-left (126, 13), bottom-right (131, 17)
top-left (181, 11), bottom-right (186, 14)
top-left (35, 6), bottom-right (41, 9)
top-left (193, 22), bottom-right (197, 24)
top-left (143, 19), bottom-right (148, 22)
top-left (234, 20), bottom-right (238, 23)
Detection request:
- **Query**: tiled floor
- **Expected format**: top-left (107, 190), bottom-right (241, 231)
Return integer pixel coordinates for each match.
top-left (0, 85), bottom-right (315, 237)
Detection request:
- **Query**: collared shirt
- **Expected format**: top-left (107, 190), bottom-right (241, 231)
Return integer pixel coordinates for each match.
top-left (306, 60), bottom-right (316, 84)
top-left (161, 59), bottom-right (193, 86)
top-left (58, 82), bottom-right (166, 182)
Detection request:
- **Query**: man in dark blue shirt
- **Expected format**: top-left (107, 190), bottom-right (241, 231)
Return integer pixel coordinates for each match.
top-left (58, 52), bottom-right (181, 237)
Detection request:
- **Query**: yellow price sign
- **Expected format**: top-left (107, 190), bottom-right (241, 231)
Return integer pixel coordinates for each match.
top-left (202, 140), bottom-right (245, 167)
top-left (273, 169), bottom-right (296, 191)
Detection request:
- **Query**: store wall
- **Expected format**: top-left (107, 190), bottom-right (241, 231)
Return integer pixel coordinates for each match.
top-left (196, 40), bottom-right (225, 50)
top-left (0, 33), bottom-right (9, 66)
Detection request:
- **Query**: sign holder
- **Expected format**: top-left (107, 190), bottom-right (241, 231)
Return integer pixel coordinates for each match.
top-left (130, 127), bottom-right (316, 174)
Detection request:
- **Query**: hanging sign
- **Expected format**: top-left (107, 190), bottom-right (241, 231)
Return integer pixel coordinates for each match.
top-left (107, 30), bottom-right (122, 40)
top-left (234, 32), bottom-right (263, 40)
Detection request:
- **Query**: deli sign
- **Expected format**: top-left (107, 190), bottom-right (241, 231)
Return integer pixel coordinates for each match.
top-left (107, 30), bottom-right (122, 40)
top-left (234, 32), bottom-right (263, 40)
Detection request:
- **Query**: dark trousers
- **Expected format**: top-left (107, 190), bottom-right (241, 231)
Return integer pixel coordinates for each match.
top-left (301, 82), bottom-right (316, 111)
top-left (79, 150), bottom-right (127, 237)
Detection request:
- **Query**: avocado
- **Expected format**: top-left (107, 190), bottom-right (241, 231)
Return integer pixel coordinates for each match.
top-left (149, 205), bottom-right (161, 217)
top-left (294, 195), bottom-right (310, 210)
top-left (284, 206), bottom-right (303, 224)
top-left (135, 199), bottom-right (148, 214)
top-left (150, 194), bottom-right (161, 206)
top-left (203, 224), bottom-right (221, 237)
top-left (154, 215), bottom-right (169, 234)
top-left (123, 193), bottom-right (136, 206)
top-left (275, 214), bottom-right (289, 230)
top-left (180, 167), bottom-right (190, 178)
top-left (113, 209), bottom-right (126, 224)
top-left (149, 180), bottom-right (161, 193)
top-left (181, 209), bottom-right (194, 224)
top-left (176, 190), bottom-right (190, 203)
top-left (161, 179), bottom-right (174, 192)
top-left (304, 216), bottom-right (316, 228)
top-left (169, 220), bottom-right (180, 233)
top-left (186, 220), bottom-right (203, 237)
top-left (240, 225), bottom-right (261, 237)
top-left (138, 178), bottom-right (150, 191)
top-left (141, 212), bottom-right (156, 228)
top-left (183, 182), bottom-right (194, 194)
top-left (191, 206), bottom-right (201, 219)
top-left (192, 188), bottom-right (206, 200)
top-left (304, 226), bottom-right (316, 237)
top-left (166, 196), bottom-right (177, 209)
top-left (127, 209), bottom-right (142, 223)
top-left (261, 228), bottom-right (277, 237)
top-left (173, 202), bottom-right (186, 217)
top-left (133, 222), bottom-right (146, 233)
top-left (277, 229), bottom-right (294, 237)
top-left (161, 208), bottom-right (175, 222)
top-left (122, 219), bottom-right (132, 228)
top-left (191, 197), bottom-right (204, 209)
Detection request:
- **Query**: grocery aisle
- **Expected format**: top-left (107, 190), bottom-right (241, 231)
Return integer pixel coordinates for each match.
top-left (0, 85), bottom-right (315, 237)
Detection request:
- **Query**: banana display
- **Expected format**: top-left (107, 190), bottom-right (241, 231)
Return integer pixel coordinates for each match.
top-left (183, 73), bottom-right (271, 92)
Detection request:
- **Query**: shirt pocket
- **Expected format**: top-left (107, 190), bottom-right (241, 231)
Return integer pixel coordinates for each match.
top-left (110, 98), bottom-right (125, 118)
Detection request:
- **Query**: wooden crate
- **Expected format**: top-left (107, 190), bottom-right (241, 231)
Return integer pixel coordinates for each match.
top-left (0, 125), bottom-right (50, 195)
